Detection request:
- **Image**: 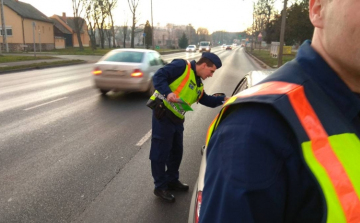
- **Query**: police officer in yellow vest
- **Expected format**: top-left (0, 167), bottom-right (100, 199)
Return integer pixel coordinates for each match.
top-left (200, 0), bottom-right (360, 222)
top-left (148, 52), bottom-right (228, 202)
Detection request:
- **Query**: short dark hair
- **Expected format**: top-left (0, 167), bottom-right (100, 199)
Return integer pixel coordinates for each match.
top-left (196, 57), bottom-right (214, 67)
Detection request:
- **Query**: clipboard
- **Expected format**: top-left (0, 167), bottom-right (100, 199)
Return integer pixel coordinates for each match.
top-left (174, 97), bottom-right (193, 111)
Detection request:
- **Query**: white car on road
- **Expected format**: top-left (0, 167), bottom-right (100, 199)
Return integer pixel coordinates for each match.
top-left (186, 45), bottom-right (197, 52)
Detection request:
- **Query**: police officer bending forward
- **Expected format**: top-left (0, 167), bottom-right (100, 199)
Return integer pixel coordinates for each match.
top-left (148, 52), bottom-right (228, 203)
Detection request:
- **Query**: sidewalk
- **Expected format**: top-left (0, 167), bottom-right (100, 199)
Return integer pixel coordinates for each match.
top-left (0, 54), bottom-right (102, 74)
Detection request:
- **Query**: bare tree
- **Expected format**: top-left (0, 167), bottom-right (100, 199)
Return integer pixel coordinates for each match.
top-left (104, 22), bottom-right (112, 48)
top-left (196, 27), bottom-right (210, 41)
top-left (94, 0), bottom-right (109, 49)
top-left (72, 0), bottom-right (86, 50)
top-left (84, 0), bottom-right (97, 50)
top-left (122, 19), bottom-right (128, 48)
top-left (127, 0), bottom-right (140, 48)
top-left (106, 0), bottom-right (117, 48)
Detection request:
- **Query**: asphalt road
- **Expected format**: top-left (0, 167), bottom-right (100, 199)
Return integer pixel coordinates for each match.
top-left (0, 46), bottom-right (263, 223)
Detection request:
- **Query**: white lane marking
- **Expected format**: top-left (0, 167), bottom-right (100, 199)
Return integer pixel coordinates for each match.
top-left (136, 130), bottom-right (152, 146)
top-left (24, 97), bottom-right (68, 111)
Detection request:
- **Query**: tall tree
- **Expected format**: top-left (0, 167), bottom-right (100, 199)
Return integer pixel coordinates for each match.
top-left (106, 0), bottom-right (117, 48)
top-left (178, 33), bottom-right (188, 49)
top-left (84, 0), bottom-right (97, 50)
top-left (253, 0), bottom-right (276, 42)
top-left (104, 21), bottom-right (112, 48)
top-left (72, 0), bottom-right (86, 50)
top-left (127, 0), bottom-right (140, 48)
top-left (264, 0), bottom-right (313, 45)
top-left (144, 20), bottom-right (152, 49)
top-left (122, 20), bottom-right (128, 48)
top-left (196, 27), bottom-right (209, 41)
top-left (93, 0), bottom-right (108, 49)
top-left (186, 24), bottom-right (197, 44)
top-left (285, 0), bottom-right (313, 45)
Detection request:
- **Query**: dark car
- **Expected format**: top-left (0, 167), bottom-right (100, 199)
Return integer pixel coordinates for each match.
top-left (188, 70), bottom-right (275, 223)
top-left (225, 45), bottom-right (232, 50)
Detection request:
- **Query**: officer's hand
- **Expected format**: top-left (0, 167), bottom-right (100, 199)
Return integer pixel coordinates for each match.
top-left (167, 93), bottom-right (178, 103)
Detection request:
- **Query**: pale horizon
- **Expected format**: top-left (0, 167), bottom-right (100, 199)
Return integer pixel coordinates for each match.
top-left (18, 0), bottom-right (260, 34)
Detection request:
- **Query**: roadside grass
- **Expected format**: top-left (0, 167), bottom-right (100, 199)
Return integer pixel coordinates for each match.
top-left (0, 55), bottom-right (56, 63)
top-left (246, 48), bottom-right (296, 68)
top-left (44, 47), bottom-right (184, 55)
top-left (0, 60), bottom-right (86, 72)
top-left (44, 47), bottom-right (111, 55)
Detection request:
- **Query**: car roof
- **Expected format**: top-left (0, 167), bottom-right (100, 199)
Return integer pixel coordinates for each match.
top-left (247, 70), bottom-right (275, 86)
top-left (107, 48), bottom-right (157, 53)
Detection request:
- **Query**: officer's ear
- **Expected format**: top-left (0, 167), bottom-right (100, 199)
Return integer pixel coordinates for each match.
top-left (309, 0), bottom-right (324, 28)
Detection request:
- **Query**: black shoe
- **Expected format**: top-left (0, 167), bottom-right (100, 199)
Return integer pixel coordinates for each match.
top-left (154, 189), bottom-right (175, 203)
top-left (168, 180), bottom-right (189, 191)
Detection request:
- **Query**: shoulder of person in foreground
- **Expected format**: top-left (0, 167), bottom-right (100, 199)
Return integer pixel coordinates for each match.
top-left (200, 102), bottom-right (323, 222)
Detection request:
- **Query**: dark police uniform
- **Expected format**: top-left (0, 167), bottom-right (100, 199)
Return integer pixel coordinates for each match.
top-left (150, 58), bottom-right (225, 190)
top-left (200, 40), bottom-right (360, 222)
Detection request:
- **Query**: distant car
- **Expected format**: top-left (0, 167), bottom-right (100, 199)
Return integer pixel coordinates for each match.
top-left (188, 70), bottom-right (275, 223)
top-left (198, 41), bottom-right (211, 52)
top-left (221, 44), bottom-right (226, 49)
top-left (186, 45), bottom-right (197, 52)
top-left (225, 45), bottom-right (232, 50)
top-left (92, 49), bottom-right (166, 96)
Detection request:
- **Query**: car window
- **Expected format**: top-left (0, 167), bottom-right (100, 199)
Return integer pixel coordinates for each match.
top-left (148, 52), bottom-right (160, 66)
top-left (231, 77), bottom-right (248, 96)
top-left (102, 51), bottom-right (144, 63)
top-left (152, 52), bottom-right (163, 66)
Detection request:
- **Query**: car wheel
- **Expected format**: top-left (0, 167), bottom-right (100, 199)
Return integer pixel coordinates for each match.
top-left (99, 89), bottom-right (109, 95)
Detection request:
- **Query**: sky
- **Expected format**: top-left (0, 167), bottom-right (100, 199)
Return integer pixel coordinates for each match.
top-left (19, 0), bottom-right (264, 33)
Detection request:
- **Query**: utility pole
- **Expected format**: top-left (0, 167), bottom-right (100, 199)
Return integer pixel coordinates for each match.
top-left (1, 0), bottom-right (8, 52)
top-left (277, 0), bottom-right (288, 67)
top-left (151, 0), bottom-right (154, 49)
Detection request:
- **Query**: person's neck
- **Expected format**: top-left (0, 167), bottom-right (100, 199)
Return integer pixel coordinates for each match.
top-left (312, 36), bottom-right (360, 94)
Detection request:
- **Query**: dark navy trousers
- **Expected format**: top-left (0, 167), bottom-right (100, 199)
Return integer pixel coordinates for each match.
top-left (150, 110), bottom-right (184, 189)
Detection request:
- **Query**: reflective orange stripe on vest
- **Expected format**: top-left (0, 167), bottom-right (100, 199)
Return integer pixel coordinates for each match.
top-left (205, 81), bottom-right (360, 222)
top-left (173, 60), bottom-right (191, 96)
top-left (207, 81), bottom-right (301, 146)
top-left (288, 86), bottom-right (360, 223)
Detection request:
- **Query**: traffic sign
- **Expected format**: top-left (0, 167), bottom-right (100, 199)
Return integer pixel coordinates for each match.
top-left (143, 33), bottom-right (146, 37)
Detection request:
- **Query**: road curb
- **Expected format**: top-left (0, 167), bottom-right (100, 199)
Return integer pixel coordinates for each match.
top-left (245, 50), bottom-right (271, 69)
top-left (0, 60), bottom-right (88, 75)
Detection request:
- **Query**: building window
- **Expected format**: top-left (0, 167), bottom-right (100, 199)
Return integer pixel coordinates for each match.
top-left (0, 27), bottom-right (13, 36)
top-left (158, 40), bottom-right (161, 44)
